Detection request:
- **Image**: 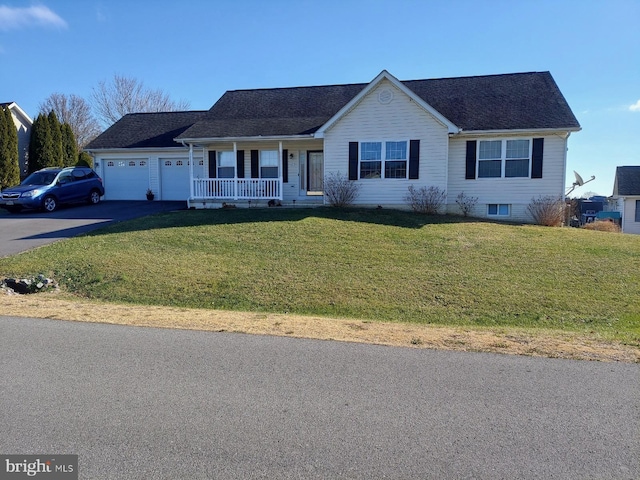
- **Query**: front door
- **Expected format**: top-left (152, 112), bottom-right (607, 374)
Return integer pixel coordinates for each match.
top-left (307, 151), bottom-right (323, 194)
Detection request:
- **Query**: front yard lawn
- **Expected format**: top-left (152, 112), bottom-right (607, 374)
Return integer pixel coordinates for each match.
top-left (1, 207), bottom-right (638, 345)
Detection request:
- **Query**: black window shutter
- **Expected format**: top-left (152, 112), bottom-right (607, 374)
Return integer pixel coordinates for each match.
top-left (409, 140), bottom-right (420, 179)
top-left (236, 150), bottom-right (245, 178)
top-left (465, 141), bottom-right (476, 179)
top-left (208, 150), bottom-right (217, 178)
top-left (251, 150), bottom-right (259, 178)
top-left (348, 142), bottom-right (358, 180)
top-left (531, 138), bottom-right (544, 179)
top-left (282, 149), bottom-right (288, 183)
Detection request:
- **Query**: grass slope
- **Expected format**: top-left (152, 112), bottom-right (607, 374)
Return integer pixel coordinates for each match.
top-left (1, 208), bottom-right (638, 344)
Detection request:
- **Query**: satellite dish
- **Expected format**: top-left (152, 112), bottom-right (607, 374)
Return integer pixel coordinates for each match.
top-left (566, 171), bottom-right (595, 196)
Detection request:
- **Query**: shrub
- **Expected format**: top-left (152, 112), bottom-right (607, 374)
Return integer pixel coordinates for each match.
top-left (404, 185), bottom-right (446, 214)
top-left (324, 172), bottom-right (360, 207)
top-left (583, 221), bottom-right (621, 233)
top-left (455, 192), bottom-right (478, 217)
top-left (526, 195), bottom-right (565, 226)
top-left (76, 151), bottom-right (93, 168)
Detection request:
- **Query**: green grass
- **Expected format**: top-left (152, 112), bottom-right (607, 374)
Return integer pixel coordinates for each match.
top-left (1, 207), bottom-right (639, 343)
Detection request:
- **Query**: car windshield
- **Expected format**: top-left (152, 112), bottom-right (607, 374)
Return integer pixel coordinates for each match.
top-left (21, 172), bottom-right (58, 186)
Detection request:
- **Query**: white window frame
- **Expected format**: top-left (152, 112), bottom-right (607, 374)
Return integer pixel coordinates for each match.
top-left (359, 140), bottom-right (408, 180)
top-left (487, 204), bottom-right (510, 216)
top-left (477, 138), bottom-right (532, 179)
top-left (217, 151), bottom-right (235, 179)
top-left (260, 150), bottom-right (278, 179)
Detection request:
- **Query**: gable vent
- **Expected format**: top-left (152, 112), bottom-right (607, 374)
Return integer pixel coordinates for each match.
top-left (378, 88), bottom-right (394, 104)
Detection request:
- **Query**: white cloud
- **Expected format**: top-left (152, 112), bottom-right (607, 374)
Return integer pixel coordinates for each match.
top-left (630, 100), bottom-right (640, 112)
top-left (0, 5), bottom-right (67, 31)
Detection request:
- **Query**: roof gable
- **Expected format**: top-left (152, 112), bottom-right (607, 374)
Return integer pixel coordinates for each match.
top-left (85, 111), bottom-right (207, 150)
top-left (315, 70), bottom-right (459, 137)
top-left (613, 166), bottom-right (640, 196)
top-left (1, 102), bottom-right (33, 126)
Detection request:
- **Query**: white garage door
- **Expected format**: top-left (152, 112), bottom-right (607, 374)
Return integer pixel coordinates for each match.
top-left (160, 158), bottom-right (204, 200)
top-left (101, 159), bottom-right (150, 200)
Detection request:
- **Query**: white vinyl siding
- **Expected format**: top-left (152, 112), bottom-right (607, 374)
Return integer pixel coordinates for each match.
top-left (324, 79), bottom-right (448, 205)
top-left (447, 135), bottom-right (568, 222)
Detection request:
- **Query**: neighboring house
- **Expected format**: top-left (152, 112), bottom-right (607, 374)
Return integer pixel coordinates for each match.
top-left (612, 166), bottom-right (640, 234)
top-left (1, 102), bottom-right (33, 179)
top-left (85, 70), bottom-right (580, 221)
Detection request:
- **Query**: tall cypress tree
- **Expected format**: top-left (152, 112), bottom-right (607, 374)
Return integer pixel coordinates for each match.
top-left (48, 111), bottom-right (64, 167)
top-left (28, 113), bottom-right (55, 172)
top-left (0, 107), bottom-right (20, 188)
top-left (61, 123), bottom-right (78, 167)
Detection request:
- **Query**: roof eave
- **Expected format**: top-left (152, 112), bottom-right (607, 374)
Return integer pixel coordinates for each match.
top-left (176, 134), bottom-right (317, 144)
top-left (85, 146), bottom-right (189, 154)
top-left (453, 126), bottom-right (581, 137)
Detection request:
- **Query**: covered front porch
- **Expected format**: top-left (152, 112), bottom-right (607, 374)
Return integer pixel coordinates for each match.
top-left (185, 138), bottom-right (325, 205)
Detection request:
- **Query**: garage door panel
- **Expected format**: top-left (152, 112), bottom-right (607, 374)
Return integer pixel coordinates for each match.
top-left (102, 159), bottom-right (149, 200)
top-left (160, 158), bottom-right (204, 201)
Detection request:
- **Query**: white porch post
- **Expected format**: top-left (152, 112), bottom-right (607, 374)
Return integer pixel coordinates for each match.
top-left (278, 141), bottom-right (283, 200)
top-left (188, 143), bottom-right (194, 199)
top-left (233, 142), bottom-right (238, 200)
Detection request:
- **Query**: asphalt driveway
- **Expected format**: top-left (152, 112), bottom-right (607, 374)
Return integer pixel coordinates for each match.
top-left (0, 201), bottom-right (185, 257)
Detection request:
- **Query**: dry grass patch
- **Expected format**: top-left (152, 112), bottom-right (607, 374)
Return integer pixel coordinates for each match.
top-left (2, 293), bottom-right (638, 363)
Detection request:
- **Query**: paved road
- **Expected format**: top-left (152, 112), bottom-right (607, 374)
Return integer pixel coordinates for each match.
top-left (0, 201), bottom-right (185, 257)
top-left (1, 316), bottom-right (638, 479)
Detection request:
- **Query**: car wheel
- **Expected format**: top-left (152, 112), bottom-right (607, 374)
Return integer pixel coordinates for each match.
top-left (88, 189), bottom-right (101, 205)
top-left (42, 196), bottom-right (57, 212)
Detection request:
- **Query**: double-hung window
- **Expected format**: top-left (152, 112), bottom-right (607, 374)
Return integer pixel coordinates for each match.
top-left (260, 150), bottom-right (278, 178)
top-left (360, 142), bottom-right (382, 179)
top-left (360, 141), bottom-right (408, 179)
top-left (217, 151), bottom-right (235, 178)
top-left (385, 141), bottom-right (408, 178)
top-left (478, 139), bottom-right (530, 178)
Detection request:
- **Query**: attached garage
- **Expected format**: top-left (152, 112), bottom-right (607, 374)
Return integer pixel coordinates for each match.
top-left (85, 110), bottom-right (208, 201)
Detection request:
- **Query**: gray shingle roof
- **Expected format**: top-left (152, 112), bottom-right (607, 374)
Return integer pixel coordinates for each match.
top-left (614, 166), bottom-right (640, 196)
top-left (177, 71), bottom-right (579, 140)
top-left (179, 83), bottom-right (367, 138)
top-left (85, 111), bottom-right (207, 149)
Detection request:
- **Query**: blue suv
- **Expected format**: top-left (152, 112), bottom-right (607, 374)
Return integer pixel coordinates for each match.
top-left (0, 166), bottom-right (105, 213)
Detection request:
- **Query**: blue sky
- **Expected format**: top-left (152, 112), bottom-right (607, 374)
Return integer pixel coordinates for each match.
top-left (1, 0), bottom-right (639, 196)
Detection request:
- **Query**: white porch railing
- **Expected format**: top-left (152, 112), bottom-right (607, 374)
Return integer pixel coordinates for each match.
top-left (192, 178), bottom-right (282, 200)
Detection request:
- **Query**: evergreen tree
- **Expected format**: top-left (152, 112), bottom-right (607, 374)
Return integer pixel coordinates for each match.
top-left (0, 107), bottom-right (20, 188)
top-left (28, 113), bottom-right (56, 172)
top-left (61, 123), bottom-right (78, 167)
top-left (77, 150), bottom-right (93, 168)
top-left (48, 111), bottom-right (64, 167)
